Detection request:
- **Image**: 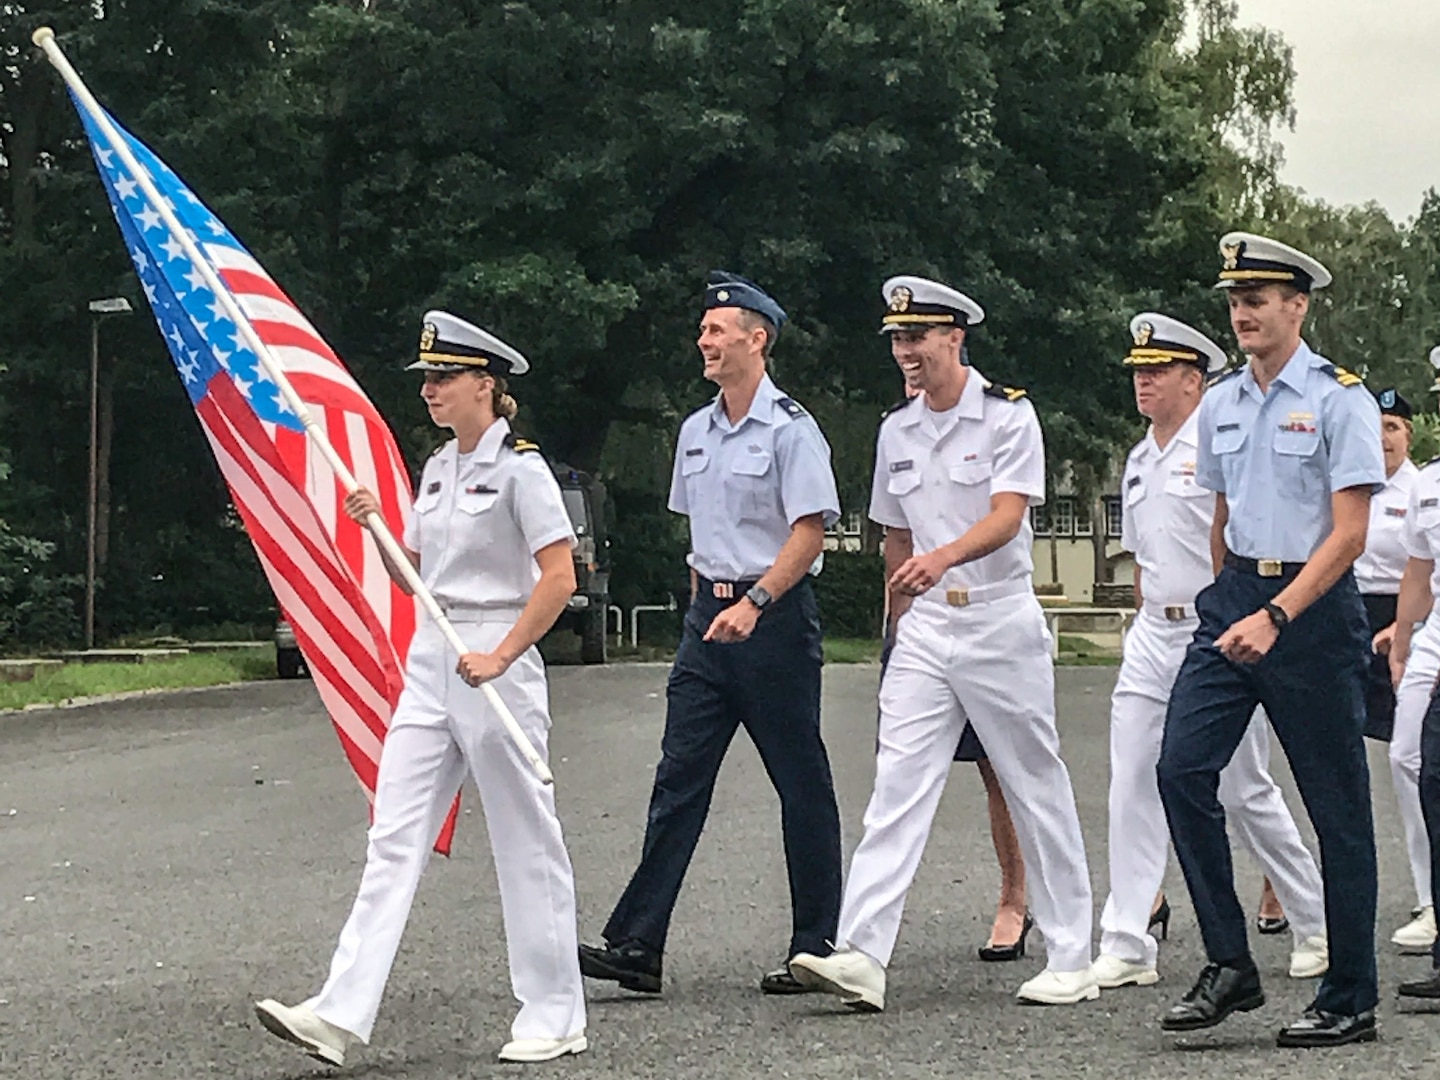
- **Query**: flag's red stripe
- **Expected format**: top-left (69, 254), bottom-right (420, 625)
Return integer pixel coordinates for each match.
top-left (325, 407), bottom-right (369, 620)
top-left (198, 388), bottom-right (398, 703)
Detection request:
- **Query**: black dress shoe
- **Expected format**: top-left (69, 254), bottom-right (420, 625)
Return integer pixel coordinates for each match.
top-left (1161, 962), bottom-right (1265, 1032)
top-left (1276, 1007), bottom-right (1377, 1048)
top-left (578, 940), bottom-right (662, 993)
top-left (978, 911), bottom-right (1034, 962)
top-left (760, 966), bottom-right (815, 994)
top-left (1256, 914), bottom-right (1290, 935)
top-left (1398, 968), bottom-right (1440, 999)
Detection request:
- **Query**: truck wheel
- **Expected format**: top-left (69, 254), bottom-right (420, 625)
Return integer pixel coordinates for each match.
top-left (580, 608), bottom-right (608, 664)
top-left (277, 647), bottom-right (304, 679)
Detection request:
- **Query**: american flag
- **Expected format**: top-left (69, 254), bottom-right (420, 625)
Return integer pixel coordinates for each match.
top-left (73, 96), bottom-right (459, 852)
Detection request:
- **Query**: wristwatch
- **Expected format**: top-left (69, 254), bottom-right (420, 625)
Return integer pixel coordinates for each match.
top-left (1262, 602), bottom-right (1290, 631)
top-left (745, 585), bottom-right (773, 612)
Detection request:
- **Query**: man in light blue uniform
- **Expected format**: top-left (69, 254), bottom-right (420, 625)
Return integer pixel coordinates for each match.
top-left (1157, 233), bottom-right (1384, 1048)
top-left (580, 272), bottom-right (844, 994)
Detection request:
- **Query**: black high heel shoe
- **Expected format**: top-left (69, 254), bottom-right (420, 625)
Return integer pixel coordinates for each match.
top-left (1149, 897), bottom-right (1172, 941)
top-left (978, 911), bottom-right (1034, 962)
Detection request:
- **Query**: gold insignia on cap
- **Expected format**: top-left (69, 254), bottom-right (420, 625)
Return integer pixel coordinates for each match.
top-left (419, 322), bottom-right (437, 351)
top-left (889, 286), bottom-right (913, 313)
top-left (1221, 241), bottom-right (1242, 271)
top-left (1133, 321), bottom-right (1154, 347)
top-left (716, 289), bottom-right (730, 302)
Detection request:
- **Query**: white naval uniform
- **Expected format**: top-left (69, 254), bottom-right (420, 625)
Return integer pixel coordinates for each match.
top-left (1100, 409), bottom-right (1325, 967)
top-left (307, 418), bottom-right (585, 1044)
top-left (839, 369), bottom-right (1094, 973)
top-left (1353, 459), bottom-right (1419, 597)
top-left (1391, 460), bottom-right (1440, 910)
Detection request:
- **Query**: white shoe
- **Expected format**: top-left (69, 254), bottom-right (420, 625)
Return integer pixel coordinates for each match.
top-left (1091, 953), bottom-right (1159, 989)
top-left (254, 999), bottom-right (353, 1067)
top-left (788, 949), bottom-right (886, 1012)
top-left (1288, 935), bottom-right (1329, 979)
top-left (1392, 906), bottom-right (1437, 954)
top-left (498, 1031), bottom-right (588, 1063)
top-left (1016, 967), bottom-right (1100, 1005)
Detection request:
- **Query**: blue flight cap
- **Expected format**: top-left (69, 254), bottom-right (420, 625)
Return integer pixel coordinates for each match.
top-left (702, 271), bottom-right (788, 331)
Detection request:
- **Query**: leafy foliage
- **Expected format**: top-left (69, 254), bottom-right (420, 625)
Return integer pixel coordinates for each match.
top-left (1, 0), bottom-right (1436, 645)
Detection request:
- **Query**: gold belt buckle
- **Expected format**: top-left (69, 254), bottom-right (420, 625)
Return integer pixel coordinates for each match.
top-left (1257, 559), bottom-right (1283, 578)
top-left (712, 581), bottom-right (734, 599)
top-left (946, 588), bottom-right (970, 607)
top-left (1164, 605), bottom-right (1187, 621)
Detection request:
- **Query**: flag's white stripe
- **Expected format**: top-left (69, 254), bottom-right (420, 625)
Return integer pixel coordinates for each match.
top-left (343, 411), bottom-right (392, 635)
top-left (262, 343), bottom-right (360, 386)
top-left (200, 412), bottom-right (398, 713)
top-left (253, 545), bottom-right (387, 766)
top-left (232, 291), bottom-right (327, 339)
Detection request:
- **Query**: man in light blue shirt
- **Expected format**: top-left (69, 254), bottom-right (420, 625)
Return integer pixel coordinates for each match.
top-left (580, 272), bottom-right (844, 996)
top-left (1157, 233), bottom-right (1384, 1049)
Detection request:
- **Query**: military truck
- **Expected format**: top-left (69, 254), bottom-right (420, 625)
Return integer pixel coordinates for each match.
top-left (552, 463), bottom-right (612, 664)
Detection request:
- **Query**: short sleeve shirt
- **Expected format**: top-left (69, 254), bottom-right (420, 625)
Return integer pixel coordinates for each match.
top-left (1193, 341), bottom-right (1385, 562)
top-left (1353, 458), bottom-right (1419, 595)
top-left (1120, 408), bottom-right (1215, 607)
top-left (868, 367), bottom-right (1044, 590)
top-left (1401, 460), bottom-right (1440, 601)
top-left (668, 374), bottom-right (840, 581)
top-left (405, 418), bottom-right (576, 609)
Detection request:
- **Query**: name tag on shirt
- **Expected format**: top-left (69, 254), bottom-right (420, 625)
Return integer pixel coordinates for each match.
top-left (685, 447), bottom-right (705, 457)
top-left (1127, 476), bottom-right (1142, 489)
top-left (1217, 422), bottom-right (1240, 433)
top-left (890, 460), bottom-right (915, 473)
top-left (465, 484), bottom-right (498, 495)
top-left (426, 481), bottom-right (442, 495)
top-left (1422, 498), bottom-right (1438, 509)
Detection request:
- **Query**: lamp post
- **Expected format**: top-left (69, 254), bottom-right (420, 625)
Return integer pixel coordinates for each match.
top-left (85, 296), bottom-right (132, 649)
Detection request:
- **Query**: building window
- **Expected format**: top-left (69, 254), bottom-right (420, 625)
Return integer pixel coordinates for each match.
top-left (1030, 505), bottom-right (1051, 537)
top-left (1103, 495), bottom-right (1124, 539)
top-left (1074, 499), bottom-right (1093, 538)
top-left (1050, 497), bottom-right (1075, 538)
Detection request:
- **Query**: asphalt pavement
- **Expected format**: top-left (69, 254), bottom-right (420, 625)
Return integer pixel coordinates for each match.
top-left (2, 664), bottom-right (1438, 1079)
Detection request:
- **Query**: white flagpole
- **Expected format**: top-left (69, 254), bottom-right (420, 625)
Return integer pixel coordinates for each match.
top-left (33, 27), bottom-right (553, 786)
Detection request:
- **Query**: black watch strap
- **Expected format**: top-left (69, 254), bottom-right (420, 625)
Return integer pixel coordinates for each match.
top-left (1263, 602), bottom-right (1290, 631)
top-left (745, 585), bottom-right (773, 611)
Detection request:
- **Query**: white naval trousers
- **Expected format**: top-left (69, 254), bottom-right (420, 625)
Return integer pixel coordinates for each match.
top-left (837, 589), bottom-right (1094, 973)
top-left (1391, 619), bottom-right (1440, 909)
top-left (307, 617), bottom-right (586, 1043)
top-left (1100, 610), bottom-right (1325, 966)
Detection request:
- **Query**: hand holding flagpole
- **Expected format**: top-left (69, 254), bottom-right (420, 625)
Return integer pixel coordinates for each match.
top-left (32, 26), bottom-right (553, 786)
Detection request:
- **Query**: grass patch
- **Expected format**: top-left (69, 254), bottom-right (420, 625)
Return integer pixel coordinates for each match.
top-left (824, 638), bottom-right (884, 664)
top-left (1056, 634), bottom-right (1121, 666)
top-left (0, 648), bottom-right (277, 711)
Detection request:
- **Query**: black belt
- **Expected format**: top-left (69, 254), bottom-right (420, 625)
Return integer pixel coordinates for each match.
top-left (697, 576), bottom-right (760, 601)
top-left (1223, 552), bottom-right (1305, 579)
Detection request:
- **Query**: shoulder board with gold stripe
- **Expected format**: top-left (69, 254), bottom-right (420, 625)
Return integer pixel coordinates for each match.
top-left (1206, 366), bottom-right (1242, 389)
top-left (1318, 363), bottom-right (1364, 388)
top-left (983, 382), bottom-right (1028, 403)
top-left (881, 397), bottom-right (917, 419)
top-left (503, 432), bottom-right (542, 454)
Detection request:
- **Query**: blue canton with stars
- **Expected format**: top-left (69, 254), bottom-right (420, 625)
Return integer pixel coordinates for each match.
top-left (76, 95), bottom-right (302, 432)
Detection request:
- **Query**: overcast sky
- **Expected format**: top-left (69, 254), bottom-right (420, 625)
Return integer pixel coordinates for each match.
top-left (1230, 1), bottom-right (1440, 221)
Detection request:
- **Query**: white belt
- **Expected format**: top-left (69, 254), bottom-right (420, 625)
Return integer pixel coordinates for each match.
top-left (436, 605), bottom-right (522, 624)
top-left (922, 577), bottom-right (1030, 609)
top-left (1142, 600), bottom-right (1197, 623)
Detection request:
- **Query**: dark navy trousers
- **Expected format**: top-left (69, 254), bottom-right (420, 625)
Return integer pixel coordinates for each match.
top-left (1422, 683), bottom-right (1440, 968)
top-left (603, 580), bottom-right (842, 958)
top-left (1158, 566), bottom-right (1378, 1015)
